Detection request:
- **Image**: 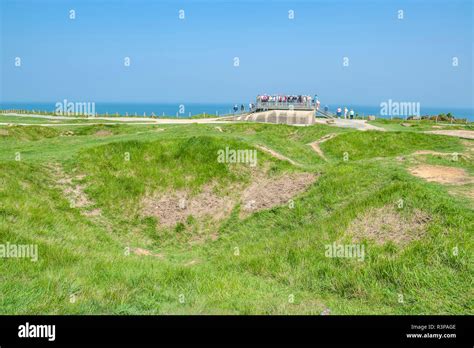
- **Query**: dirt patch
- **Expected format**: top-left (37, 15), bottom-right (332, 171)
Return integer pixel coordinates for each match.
top-left (141, 185), bottom-right (235, 227)
top-left (241, 172), bottom-right (317, 215)
top-left (184, 259), bottom-right (200, 266)
top-left (412, 150), bottom-right (450, 156)
top-left (131, 247), bottom-right (164, 258)
top-left (95, 130), bottom-right (113, 136)
top-left (84, 208), bottom-right (102, 217)
top-left (0, 129), bottom-right (9, 136)
top-left (61, 130), bottom-right (75, 137)
top-left (308, 133), bottom-right (338, 160)
top-left (461, 140), bottom-right (474, 156)
top-left (409, 165), bottom-right (472, 185)
top-left (63, 184), bottom-right (93, 208)
top-left (425, 130), bottom-right (474, 139)
top-left (255, 144), bottom-right (300, 166)
top-left (48, 163), bottom-right (102, 216)
top-left (142, 172), bottom-right (317, 226)
top-left (348, 205), bottom-right (431, 246)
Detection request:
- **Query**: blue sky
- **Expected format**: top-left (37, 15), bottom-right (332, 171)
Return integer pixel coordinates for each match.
top-left (1, 0), bottom-right (472, 107)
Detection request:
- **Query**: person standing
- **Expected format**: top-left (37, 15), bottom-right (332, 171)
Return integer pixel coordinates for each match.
top-left (344, 107), bottom-right (348, 119)
top-left (337, 107), bottom-right (342, 118)
top-left (349, 109), bottom-right (355, 119)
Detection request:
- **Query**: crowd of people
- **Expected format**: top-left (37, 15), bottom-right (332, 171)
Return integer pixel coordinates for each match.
top-left (231, 94), bottom-right (357, 119)
top-left (256, 94), bottom-right (316, 104)
top-left (255, 94), bottom-right (357, 118)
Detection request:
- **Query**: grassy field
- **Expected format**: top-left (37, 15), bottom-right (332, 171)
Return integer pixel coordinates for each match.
top-left (0, 119), bottom-right (472, 314)
top-left (0, 115), bottom-right (128, 124)
top-left (368, 118), bottom-right (473, 132)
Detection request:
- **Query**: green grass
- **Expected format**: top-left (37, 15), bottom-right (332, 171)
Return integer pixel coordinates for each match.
top-left (0, 119), bottom-right (472, 314)
top-left (0, 125), bottom-right (61, 140)
top-left (0, 115), bottom-right (122, 124)
top-left (368, 119), bottom-right (473, 132)
top-left (321, 131), bottom-right (464, 161)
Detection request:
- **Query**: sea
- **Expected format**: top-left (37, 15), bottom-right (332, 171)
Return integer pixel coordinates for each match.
top-left (1, 102), bottom-right (473, 121)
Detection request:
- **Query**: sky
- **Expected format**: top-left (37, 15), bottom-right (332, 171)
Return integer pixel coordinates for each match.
top-left (1, 0), bottom-right (473, 108)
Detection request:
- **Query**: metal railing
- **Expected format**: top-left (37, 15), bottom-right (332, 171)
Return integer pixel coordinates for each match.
top-left (254, 101), bottom-right (316, 111)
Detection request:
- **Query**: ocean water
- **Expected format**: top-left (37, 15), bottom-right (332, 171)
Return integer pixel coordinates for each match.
top-left (345, 105), bottom-right (473, 121)
top-left (0, 102), bottom-right (237, 118)
top-left (1, 102), bottom-right (473, 121)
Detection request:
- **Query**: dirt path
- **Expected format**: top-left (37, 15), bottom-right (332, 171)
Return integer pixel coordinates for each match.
top-left (2, 112), bottom-right (229, 125)
top-left (255, 144), bottom-right (300, 166)
top-left (424, 130), bottom-right (474, 139)
top-left (313, 118), bottom-right (386, 131)
top-left (412, 150), bottom-right (452, 156)
top-left (307, 133), bottom-right (339, 160)
top-left (2, 112), bottom-right (388, 130)
top-left (0, 122), bottom-right (158, 127)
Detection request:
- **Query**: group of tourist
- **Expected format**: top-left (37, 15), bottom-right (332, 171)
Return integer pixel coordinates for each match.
top-left (336, 106), bottom-right (355, 119)
top-left (246, 94), bottom-right (357, 119)
top-left (257, 94), bottom-right (315, 104)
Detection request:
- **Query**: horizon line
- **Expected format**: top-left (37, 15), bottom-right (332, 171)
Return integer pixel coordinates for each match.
top-left (1, 101), bottom-right (473, 110)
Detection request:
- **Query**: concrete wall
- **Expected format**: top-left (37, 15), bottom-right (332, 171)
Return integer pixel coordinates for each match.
top-left (230, 110), bottom-right (315, 125)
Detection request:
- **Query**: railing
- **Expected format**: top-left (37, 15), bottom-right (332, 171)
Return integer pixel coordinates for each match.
top-left (315, 108), bottom-right (336, 118)
top-left (254, 101), bottom-right (316, 111)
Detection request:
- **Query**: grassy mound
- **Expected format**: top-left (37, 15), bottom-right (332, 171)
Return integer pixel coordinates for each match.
top-left (0, 122), bottom-right (472, 314)
top-left (0, 125), bottom-right (60, 140)
top-left (321, 131), bottom-right (463, 161)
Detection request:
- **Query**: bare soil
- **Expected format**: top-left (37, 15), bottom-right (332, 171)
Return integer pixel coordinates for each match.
top-left (348, 205), bottom-right (431, 246)
top-left (95, 130), bottom-right (113, 136)
top-left (425, 130), bottom-right (474, 139)
top-left (240, 172), bottom-right (317, 215)
top-left (409, 165), bottom-right (472, 185)
top-left (131, 247), bottom-right (164, 258)
top-left (142, 172), bottom-right (317, 226)
top-left (48, 163), bottom-right (102, 216)
top-left (141, 185), bottom-right (235, 227)
top-left (412, 150), bottom-right (451, 156)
